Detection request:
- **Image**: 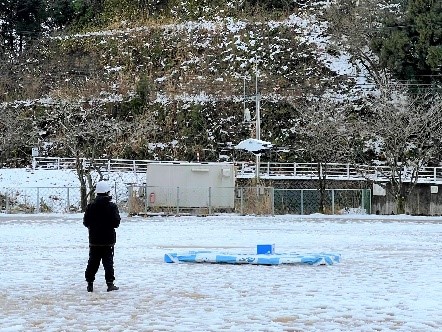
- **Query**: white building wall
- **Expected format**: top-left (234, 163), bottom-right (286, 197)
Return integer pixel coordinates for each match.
top-left (146, 163), bottom-right (235, 208)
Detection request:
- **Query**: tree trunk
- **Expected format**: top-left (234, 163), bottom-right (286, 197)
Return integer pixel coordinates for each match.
top-left (75, 156), bottom-right (88, 211)
top-left (80, 185), bottom-right (87, 212)
top-left (317, 163), bottom-right (327, 214)
top-left (396, 195), bottom-right (406, 215)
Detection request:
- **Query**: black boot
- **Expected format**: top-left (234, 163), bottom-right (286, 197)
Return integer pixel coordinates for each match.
top-left (87, 282), bottom-right (93, 292)
top-left (107, 282), bottom-right (119, 292)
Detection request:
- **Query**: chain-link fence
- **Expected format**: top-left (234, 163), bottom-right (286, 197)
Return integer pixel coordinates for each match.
top-left (0, 186), bottom-right (128, 214)
top-left (126, 186), bottom-right (370, 216)
top-left (0, 187), bottom-right (83, 213)
top-left (127, 186), bottom-right (237, 215)
top-left (274, 189), bottom-right (371, 215)
top-left (0, 185), bottom-right (371, 215)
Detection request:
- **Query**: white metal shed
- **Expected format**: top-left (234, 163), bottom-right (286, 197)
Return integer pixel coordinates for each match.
top-left (145, 162), bottom-right (235, 209)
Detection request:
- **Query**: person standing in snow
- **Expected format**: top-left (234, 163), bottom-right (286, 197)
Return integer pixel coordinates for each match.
top-left (83, 181), bottom-right (121, 292)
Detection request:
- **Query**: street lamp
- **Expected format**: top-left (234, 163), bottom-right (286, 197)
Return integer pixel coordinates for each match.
top-left (237, 64), bottom-right (264, 181)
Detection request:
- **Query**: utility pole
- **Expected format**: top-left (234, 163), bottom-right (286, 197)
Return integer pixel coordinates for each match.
top-left (255, 65), bottom-right (261, 182)
top-left (241, 63), bottom-right (262, 182)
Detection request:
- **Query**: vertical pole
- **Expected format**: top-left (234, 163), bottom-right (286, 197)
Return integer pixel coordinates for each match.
top-left (369, 189), bottom-right (372, 214)
top-left (243, 77), bottom-right (246, 118)
top-left (361, 188), bottom-right (365, 214)
top-left (6, 191), bottom-right (9, 213)
top-left (240, 187), bottom-right (244, 215)
top-left (255, 64), bottom-right (260, 140)
top-left (67, 187), bottom-right (70, 213)
top-left (271, 187), bottom-right (275, 216)
top-left (128, 186), bottom-right (133, 215)
top-left (300, 189), bottom-right (304, 215)
top-left (255, 65), bottom-right (261, 182)
top-left (332, 189), bottom-right (335, 214)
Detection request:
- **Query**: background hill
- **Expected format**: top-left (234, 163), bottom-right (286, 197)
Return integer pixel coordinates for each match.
top-left (0, 0), bottom-right (441, 167)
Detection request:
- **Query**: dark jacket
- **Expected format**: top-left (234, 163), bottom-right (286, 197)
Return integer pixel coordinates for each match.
top-left (83, 195), bottom-right (121, 246)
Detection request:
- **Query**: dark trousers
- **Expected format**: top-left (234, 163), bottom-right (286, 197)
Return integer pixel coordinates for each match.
top-left (85, 246), bottom-right (115, 283)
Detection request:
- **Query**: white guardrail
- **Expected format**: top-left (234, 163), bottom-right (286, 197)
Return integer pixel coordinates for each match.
top-left (31, 157), bottom-right (442, 183)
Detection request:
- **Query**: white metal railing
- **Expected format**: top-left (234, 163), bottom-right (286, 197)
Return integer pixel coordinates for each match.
top-left (235, 161), bottom-right (442, 183)
top-left (31, 157), bottom-right (184, 173)
top-left (31, 157), bottom-right (442, 183)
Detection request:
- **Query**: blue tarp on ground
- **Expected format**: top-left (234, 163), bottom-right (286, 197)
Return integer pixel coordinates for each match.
top-left (164, 251), bottom-right (341, 266)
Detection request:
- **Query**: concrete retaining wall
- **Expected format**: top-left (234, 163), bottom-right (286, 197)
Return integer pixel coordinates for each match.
top-left (372, 183), bottom-right (442, 216)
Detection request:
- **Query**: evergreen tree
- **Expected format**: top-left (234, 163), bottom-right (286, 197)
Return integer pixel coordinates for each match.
top-left (47, 0), bottom-right (75, 29)
top-left (372, 0), bottom-right (442, 86)
top-left (0, 0), bottom-right (45, 53)
top-left (70, 0), bottom-right (104, 29)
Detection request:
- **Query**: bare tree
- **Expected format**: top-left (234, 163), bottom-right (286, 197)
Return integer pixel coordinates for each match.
top-left (292, 98), bottom-right (355, 213)
top-left (359, 90), bottom-right (442, 214)
top-left (50, 102), bottom-right (129, 211)
top-left (0, 105), bottom-right (39, 166)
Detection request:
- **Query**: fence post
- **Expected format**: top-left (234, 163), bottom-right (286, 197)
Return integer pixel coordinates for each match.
top-left (363, 189), bottom-right (372, 214)
top-left (67, 187), bottom-right (70, 213)
top-left (271, 187), bottom-right (275, 216)
top-left (300, 189), bottom-right (304, 215)
top-left (332, 189), bottom-right (335, 214)
top-left (6, 191), bottom-right (9, 213)
top-left (127, 186), bottom-right (133, 215)
top-left (362, 189), bottom-right (367, 214)
top-left (240, 187), bottom-right (244, 215)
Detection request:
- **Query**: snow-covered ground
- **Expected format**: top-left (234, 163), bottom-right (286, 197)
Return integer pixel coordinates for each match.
top-left (0, 213), bottom-right (441, 331)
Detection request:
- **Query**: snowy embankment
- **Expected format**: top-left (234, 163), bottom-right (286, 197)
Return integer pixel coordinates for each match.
top-left (0, 168), bottom-right (143, 189)
top-left (0, 168), bottom-right (143, 213)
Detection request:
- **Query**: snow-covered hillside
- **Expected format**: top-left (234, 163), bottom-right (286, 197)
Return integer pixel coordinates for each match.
top-left (0, 3), bottom-right (380, 164)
